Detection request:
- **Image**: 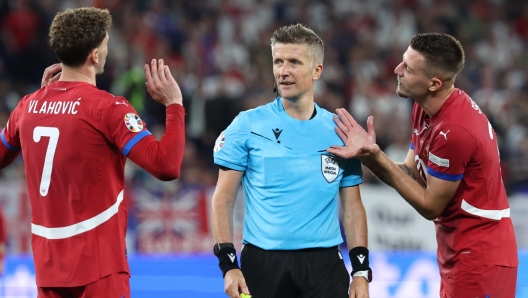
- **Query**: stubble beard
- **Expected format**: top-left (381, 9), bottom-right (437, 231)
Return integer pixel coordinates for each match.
top-left (396, 89), bottom-right (408, 99)
top-left (396, 81), bottom-right (408, 99)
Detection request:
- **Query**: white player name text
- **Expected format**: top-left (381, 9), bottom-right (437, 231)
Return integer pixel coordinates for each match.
top-left (27, 99), bottom-right (80, 115)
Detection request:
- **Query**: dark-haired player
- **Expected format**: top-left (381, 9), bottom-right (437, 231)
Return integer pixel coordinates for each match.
top-left (329, 33), bottom-right (518, 298)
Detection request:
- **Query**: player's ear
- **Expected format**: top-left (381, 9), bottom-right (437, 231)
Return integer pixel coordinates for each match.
top-left (429, 77), bottom-right (442, 92)
top-left (88, 48), bottom-right (99, 65)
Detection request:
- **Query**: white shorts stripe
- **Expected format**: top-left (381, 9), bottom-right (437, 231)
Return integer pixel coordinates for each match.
top-left (461, 199), bottom-right (510, 220)
top-left (31, 190), bottom-right (124, 240)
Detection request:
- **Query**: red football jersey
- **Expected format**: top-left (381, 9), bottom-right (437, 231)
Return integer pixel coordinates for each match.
top-left (410, 88), bottom-right (518, 278)
top-left (1, 81), bottom-right (152, 286)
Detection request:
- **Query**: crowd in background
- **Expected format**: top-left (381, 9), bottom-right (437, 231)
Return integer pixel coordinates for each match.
top-left (0, 0), bottom-right (527, 194)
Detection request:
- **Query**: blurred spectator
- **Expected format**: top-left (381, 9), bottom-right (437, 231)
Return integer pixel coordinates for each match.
top-left (0, 0), bottom-right (527, 253)
top-left (0, 0), bottom-right (526, 192)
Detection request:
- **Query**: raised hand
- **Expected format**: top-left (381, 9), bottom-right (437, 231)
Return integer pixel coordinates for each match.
top-left (144, 59), bottom-right (183, 107)
top-left (41, 63), bottom-right (62, 87)
top-left (224, 269), bottom-right (250, 298)
top-left (327, 108), bottom-right (380, 161)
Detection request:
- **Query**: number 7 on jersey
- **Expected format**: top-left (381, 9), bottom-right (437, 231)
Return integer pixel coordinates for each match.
top-left (33, 126), bottom-right (60, 196)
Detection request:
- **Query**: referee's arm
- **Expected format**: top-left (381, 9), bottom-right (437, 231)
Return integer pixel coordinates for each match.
top-left (212, 167), bottom-right (243, 243)
top-left (340, 186), bottom-right (369, 298)
top-left (211, 167), bottom-right (249, 298)
top-left (340, 185), bottom-right (367, 253)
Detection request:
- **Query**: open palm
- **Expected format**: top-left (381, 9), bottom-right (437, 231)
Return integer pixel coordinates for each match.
top-left (327, 108), bottom-right (380, 161)
top-left (144, 59), bottom-right (183, 107)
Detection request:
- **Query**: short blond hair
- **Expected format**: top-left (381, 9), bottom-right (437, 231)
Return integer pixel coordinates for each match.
top-left (270, 24), bottom-right (324, 65)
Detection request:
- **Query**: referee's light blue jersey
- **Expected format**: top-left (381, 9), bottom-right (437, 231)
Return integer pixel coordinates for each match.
top-left (214, 98), bottom-right (363, 250)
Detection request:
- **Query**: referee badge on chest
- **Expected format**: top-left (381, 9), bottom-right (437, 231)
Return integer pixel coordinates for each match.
top-left (321, 155), bottom-right (339, 183)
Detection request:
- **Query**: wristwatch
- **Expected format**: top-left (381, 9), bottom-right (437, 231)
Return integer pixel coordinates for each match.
top-left (352, 270), bottom-right (370, 282)
top-left (213, 243), bottom-right (234, 256)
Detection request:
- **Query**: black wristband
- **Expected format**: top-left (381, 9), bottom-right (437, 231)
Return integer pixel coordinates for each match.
top-left (216, 246), bottom-right (240, 277)
top-left (349, 246), bottom-right (372, 282)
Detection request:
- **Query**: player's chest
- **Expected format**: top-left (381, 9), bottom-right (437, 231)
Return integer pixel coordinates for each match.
top-left (413, 119), bottom-right (435, 157)
top-left (412, 122), bottom-right (435, 184)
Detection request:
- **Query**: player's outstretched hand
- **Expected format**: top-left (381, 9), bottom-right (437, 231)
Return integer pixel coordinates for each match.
top-left (224, 269), bottom-right (250, 298)
top-left (41, 63), bottom-right (62, 88)
top-left (144, 59), bottom-right (183, 107)
top-left (349, 277), bottom-right (369, 298)
top-left (327, 108), bottom-right (380, 162)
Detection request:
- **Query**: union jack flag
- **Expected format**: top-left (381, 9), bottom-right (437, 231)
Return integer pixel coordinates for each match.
top-left (132, 186), bottom-right (210, 253)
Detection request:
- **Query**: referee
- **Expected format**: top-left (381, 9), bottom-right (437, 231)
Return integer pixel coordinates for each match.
top-left (211, 24), bottom-right (371, 298)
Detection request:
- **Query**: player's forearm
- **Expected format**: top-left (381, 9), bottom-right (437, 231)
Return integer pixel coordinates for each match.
top-left (156, 104), bottom-right (186, 176)
top-left (395, 162), bottom-right (426, 189)
top-left (128, 104), bottom-right (185, 180)
top-left (363, 152), bottom-right (436, 220)
top-left (211, 193), bottom-right (236, 243)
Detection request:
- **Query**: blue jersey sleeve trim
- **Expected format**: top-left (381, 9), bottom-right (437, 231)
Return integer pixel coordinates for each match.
top-left (410, 142), bottom-right (414, 150)
top-left (426, 167), bottom-right (463, 181)
top-left (122, 130), bottom-right (151, 156)
top-left (1, 129), bottom-right (20, 152)
top-left (214, 158), bottom-right (246, 172)
top-left (339, 177), bottom-right (363, 188)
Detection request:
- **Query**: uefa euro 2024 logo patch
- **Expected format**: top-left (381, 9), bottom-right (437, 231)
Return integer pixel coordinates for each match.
top-left (124, 113), bottom-right (144, 132)
top-left (214, 132), bottom-right (225, 152)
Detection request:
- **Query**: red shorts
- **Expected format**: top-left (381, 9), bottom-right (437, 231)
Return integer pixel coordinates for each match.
top-left (440, 265), bottom-right (517, 298)
top-left (38, 272), bottom-right (130, 298)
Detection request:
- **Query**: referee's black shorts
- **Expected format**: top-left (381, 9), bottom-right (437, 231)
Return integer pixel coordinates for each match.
top-left (240, 243), bottom-right (350, 298)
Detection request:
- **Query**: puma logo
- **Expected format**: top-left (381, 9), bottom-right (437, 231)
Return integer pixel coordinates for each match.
top-left (413, 124), bottom-right (429, 136)
top-left (439, 130), bottom-right (450, 140)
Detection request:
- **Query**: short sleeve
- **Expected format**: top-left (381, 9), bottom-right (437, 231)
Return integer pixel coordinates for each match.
top-left (102, 97), bottom-right (151, 156)
top-left (213, 112), bottom-right (250, 171)
top-left (426, 125), bottom-right (476, 181)
top-left (1, 98), bottom-right (24, 152)
top-left (339, 158), bottom-right (363, 188)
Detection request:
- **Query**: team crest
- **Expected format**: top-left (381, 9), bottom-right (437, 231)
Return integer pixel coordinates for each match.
top-left (321, 155), bottom-right (339, 183)
top-left (124, 113), bottom-right (144, 132)
top-left (214, 132), bottom-right (225, 152)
